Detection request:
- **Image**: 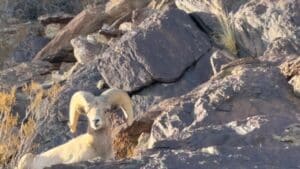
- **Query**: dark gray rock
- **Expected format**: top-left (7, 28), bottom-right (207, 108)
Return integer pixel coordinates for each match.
top-left (132, 50), bottom-right (213, 117)
top-left (175, 0), bottom-right (249, 34)
top-left (98, 8), bottom-right (211, 92)
top-left (234, 0), bottom-right (300, 57)
top-left (1, 0), bottom-right (82, 21)
top-left (0, 61), bottom-right (53, 91)
top-left (71, 36), bottom-right (108, 64)
top-left (263, 37), bottom-right (300, 63)
top-left (3, 35), bottom-right (50, 68)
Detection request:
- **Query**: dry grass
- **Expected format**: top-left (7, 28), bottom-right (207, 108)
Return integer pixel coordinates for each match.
top-left (0, 87), bottom-right (37, 167)
top-left (208, 0), bottom-right (238, 56)
top-left (24, 82), bottom-right (62, 112)
top-left (0, 87), bottom-right (16, 113)
top-left (22, 81), bottom-right (42, 95)
top-left (47, 83), bottom-right (62, 99)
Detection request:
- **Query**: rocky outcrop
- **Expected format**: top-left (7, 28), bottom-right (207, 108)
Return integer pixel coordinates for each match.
top-left (176, 0), bottom-right (300, 58)
top-left (0, 0), bottom-right (82, 21)
top-left (71, 36), bottom-right (108, 64)
top-left (0, 61), bottom-right (53, 91)
top-left (1, 0), bottom-right (300, 168)
top-left (33, 0), bottom-right (152, 62)
top-left (98, 8), bottom-right (211, 92)
top-left (234, 0), bottom-right (300, 57)
top-left (50, 61), bottom-right (300, 169)
top-left (280, 57), bottom-right (300, 97)
top-left (3, 35), bottom-right (50, 68)
top-left (0, 22), bottom-right (44, 69)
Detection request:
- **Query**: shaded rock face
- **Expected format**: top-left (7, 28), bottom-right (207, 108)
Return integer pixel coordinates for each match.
top-left (0, 61), bottom-right (53, 91)
top-left (234, 0), bottom-right (300, 57)
top-left (176, 0), bottom-right (300, 58)
top-left (3, 35), bottom-right (50, 68)
top-left (132, 50), bottom-right (213, 117)
top-left (0, 22), bottom-right (44, 69)
top-left (98, 8), bottom-right (211, 92)
top-left (34, 5), bottom-right (107, 62)
top-left (0, 0), bottom-right (82, 21)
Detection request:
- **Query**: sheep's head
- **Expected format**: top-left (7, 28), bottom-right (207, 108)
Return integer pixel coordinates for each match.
top-left (85, 99), bottom-right (111, 131)
top-left (69, 88), bottom-right (134, 133)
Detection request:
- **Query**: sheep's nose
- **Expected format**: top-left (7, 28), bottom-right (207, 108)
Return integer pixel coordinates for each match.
top-left (94, 119), bottom-right (100, 126)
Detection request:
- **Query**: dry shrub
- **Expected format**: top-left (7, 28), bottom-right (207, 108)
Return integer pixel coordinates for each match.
top-left (47, 83), bottom-right (62, 99)
top-left (30, 89), bottom-right (45, 112)
top-left (25, 82), bottom-right (61, 112)
top-left (0, 87), bottom-right (16, 113)
top-left (0, 87), bottom-right (37, 167)
top-left (113, 121), bottom-right (153, 159)
top-left (22, 81), bottom-right (42, 95)
top-left (208, 0), bottom-right (238, 56)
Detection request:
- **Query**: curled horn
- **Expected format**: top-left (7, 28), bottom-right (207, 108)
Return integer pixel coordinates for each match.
top-left (69, 91), bottom-right (95, 133)
top-left (101, 88), bottom-right (134, 126)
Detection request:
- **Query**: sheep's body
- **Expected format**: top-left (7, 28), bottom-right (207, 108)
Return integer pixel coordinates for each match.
top-left (17, 88), bottom-right (133, 169)
top-left (18, 129), bottom-right (113, 169)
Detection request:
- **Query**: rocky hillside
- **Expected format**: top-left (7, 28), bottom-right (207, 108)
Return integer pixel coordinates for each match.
top-left (0, 0), bottom-right (300, 168)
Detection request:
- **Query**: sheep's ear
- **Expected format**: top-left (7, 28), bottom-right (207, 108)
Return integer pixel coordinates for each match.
top-left (101, 88), bottom-right (134, 126)
top-left (69, 91), bottom-right (95, 133)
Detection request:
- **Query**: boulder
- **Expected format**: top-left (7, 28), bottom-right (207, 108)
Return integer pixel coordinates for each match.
top-left (175, 0), bottom-right (248, 34)
top-left (34, 0), bottom-right (152, 62)
top-left (263, 37), bottom-right (300, 63)
top-left (0, 22), bottom-right (43, 68)
top-left (234, 0), bottom-right (300, 57)
top-left (132, 51), bottom-right (213, 117)
top-left (98, 8), bottom-right (211, 92)
top-left (0, 61), bottom-right (53, 91)
top-left (33, 5), bottom-right (106, 62)
top-left (176, 0), bottom-right (300, 58)
top-left (71, 36), bottom-right (108, 64)
top-left (3, 35), bottom-right (50, 68)
top-left (0, 0), bottom-right (82, 21)
top-left (280, 57), bottom-right (300, 97)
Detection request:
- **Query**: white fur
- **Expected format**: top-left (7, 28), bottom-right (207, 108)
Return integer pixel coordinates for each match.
top-left (17, 88), bottom-right (133, 169)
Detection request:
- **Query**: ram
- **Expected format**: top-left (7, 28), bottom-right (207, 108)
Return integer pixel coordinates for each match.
top-left (17, 88), bottom-right (133, 169)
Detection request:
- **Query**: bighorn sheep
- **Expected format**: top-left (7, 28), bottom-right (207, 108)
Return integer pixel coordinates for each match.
top-left (17, 88), bottom-right (134, 169)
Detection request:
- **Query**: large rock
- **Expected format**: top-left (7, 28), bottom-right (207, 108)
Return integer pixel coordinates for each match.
top-left (234, 0), bottom-right (300, 57)
top-left (263, 37), bottom-right (300, 63)
top-left (280, 57), bottom-right (300, 97)
top-left (0, 61), bottom-right (53, 91)
top-left (34, 0), bottom-right (152, 62)
top-left (3, 35), bottom-right (50, 68)
top-left (50, 62), bottom-right (300, 168)
top-left (132, 50), bottom-right (213, 117)
top-left (33, 5), bottom-right (106, 62)
top-left (71, 36), bottom-right (108, 64)
top-left (176, 0), bottom-right (300, 58)
top-left (175, 0), bottom-right (248, 35)
top-left (0, 0), bottom-right (82, 21)
top-left (98, 8), bottom-right (211, 92)
top-left (0, 22), bottom-right (43, 68)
